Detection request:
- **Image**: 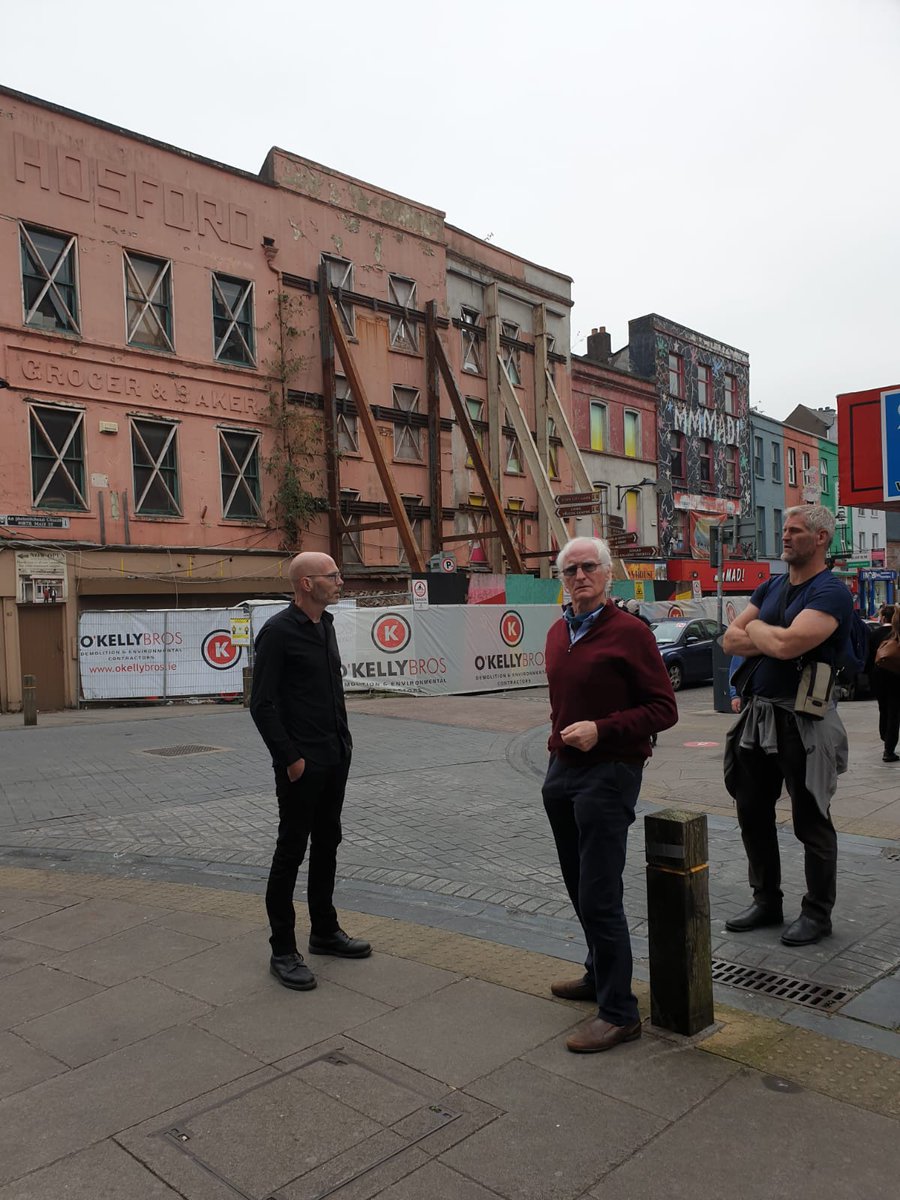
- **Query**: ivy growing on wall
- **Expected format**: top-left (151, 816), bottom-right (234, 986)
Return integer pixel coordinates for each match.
top-left (262, 291), bottom-right (328, 549)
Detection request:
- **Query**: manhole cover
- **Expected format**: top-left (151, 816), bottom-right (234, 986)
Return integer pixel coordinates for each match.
top-left (712, 958), bottom-right (850, 1011)
top-left (141, 745), bottom-right (223, 757)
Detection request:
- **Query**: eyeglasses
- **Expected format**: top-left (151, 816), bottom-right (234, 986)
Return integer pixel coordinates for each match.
top-left (560, 561), bottom-right (604, 579)
top-left (304, 572), bottom-right (343, 581)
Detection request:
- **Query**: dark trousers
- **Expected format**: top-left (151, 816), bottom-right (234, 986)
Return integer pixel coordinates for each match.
top-left (542, 756), bottom-right (643, 1026)
top-left (873, 674), bottom-right (900, 755)
top-left (266, 759), bottom-right (350, 956)
top-left (732, 708), bottom-right (836, 923)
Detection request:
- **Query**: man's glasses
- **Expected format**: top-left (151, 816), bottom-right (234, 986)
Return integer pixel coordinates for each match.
top-left (560, 561), bottom-right (604, 579)
top-left (304, 572), bottom-right (342, 581)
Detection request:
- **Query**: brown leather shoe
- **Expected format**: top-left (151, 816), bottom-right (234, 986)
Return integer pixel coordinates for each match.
top-left (565, 1016), bottom-right (642, 1053)
top-left (550, 976), bottom-right (597, 1002)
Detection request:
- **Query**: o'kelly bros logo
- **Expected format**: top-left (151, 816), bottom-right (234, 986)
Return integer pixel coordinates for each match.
top-left (345, 612), bottom-right (446, 680)
top-left (371, 613), bottom-right (412, 653)
top-left (499, 609), bottom-right (524, 647)
top-left (201, 630), bottom-right (242, 670)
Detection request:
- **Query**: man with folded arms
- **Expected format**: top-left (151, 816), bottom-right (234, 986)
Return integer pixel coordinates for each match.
top-left (544, 537), bottom-right (678, 1052)
top-left (250, 551), bottom-right (371, 991)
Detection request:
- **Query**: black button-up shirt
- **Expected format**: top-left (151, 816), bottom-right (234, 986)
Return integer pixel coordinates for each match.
top-left (249, 603), bottom-right (351, 769)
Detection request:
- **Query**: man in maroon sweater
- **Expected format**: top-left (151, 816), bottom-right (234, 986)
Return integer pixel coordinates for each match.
top-left (543, 536), bottom-right (678, 1052)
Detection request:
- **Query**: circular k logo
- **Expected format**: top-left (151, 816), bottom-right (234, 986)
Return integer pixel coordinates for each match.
top-left (499, 609), bottom-right (524, 647)
top-left (201, 630), bottom-right (241, 670)
top-left (371, 613), bottom-right (412, 653)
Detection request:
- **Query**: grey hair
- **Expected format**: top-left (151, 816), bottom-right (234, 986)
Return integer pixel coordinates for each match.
top-left (784, 504), bottom-right (836, 540)
top-left (555, 537), bottom-right (612, 572)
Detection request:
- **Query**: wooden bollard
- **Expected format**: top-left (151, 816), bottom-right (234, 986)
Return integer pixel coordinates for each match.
top-left (242, 665), bottom-right (253, 708)
top-left (645, 809), bottom-right (714, 1035)
top-left (23, 674), bottom-right (37, 727)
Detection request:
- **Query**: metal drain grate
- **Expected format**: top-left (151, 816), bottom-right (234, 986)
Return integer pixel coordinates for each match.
top-left (141, 744), bottom-right (222, 758)
top-left (882, 848), bottom-right (900, 863)
top-left (711, 958), bottom-right (850, 1011)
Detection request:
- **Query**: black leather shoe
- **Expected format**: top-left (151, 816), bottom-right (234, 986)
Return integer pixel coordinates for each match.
top-left (725, 903), bottom-right (784, 932)
top-left (781, 915), bottom-right (832, 946)
top-left (270, 952), bottom-right (317, 990)
top-left (883, 752), bottom-right (899, 763)
top-left (308, 929), bottom-right (372, 958)
top-left (550, 976), bottom-right (597, 1002)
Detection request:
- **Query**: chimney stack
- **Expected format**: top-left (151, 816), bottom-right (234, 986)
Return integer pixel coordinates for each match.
top-left (586, 326), bottom-right (612, 363)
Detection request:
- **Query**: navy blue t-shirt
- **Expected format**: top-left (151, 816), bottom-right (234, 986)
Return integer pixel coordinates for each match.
top-left (746, 570), bottom-right (854, 699)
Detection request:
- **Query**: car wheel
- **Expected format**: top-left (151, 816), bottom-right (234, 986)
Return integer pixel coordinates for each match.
top-left (667, 661), bottom-right (683, 691)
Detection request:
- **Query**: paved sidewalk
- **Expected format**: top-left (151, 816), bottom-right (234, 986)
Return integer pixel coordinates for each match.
top-left (1, 865), bottom-right (898, 1199)
top-left (2, 687), bottom-right (898, 1055)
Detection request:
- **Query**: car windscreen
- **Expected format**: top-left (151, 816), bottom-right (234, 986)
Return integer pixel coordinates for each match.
top-left (652, 621), bottom-right (688, 645)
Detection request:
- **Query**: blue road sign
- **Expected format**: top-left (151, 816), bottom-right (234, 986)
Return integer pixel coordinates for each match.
top-left (882, 388), bottom-right (900, 502)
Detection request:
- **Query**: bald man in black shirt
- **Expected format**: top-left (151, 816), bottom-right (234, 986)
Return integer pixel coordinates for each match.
top-left (250, 551), bottom-right (371, 990)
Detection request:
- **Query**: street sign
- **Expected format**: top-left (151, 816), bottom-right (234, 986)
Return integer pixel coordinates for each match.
top-left (607, 515), bottom-right (624, 530)
top-left (692, 580), bottom-right (702, 600)
top-left (554, 491), bottom-right (597, 507)
top-left (618, 546), bottom-right (659, 557)
top-left (411, 578), bottom-right (429, 609)
top-left (0, 515), bottom-right (70, 529)
top-left (634, 581), bottom-right (645, 600)
top-left (557, 504), bottom-right (602, 518)
top-left (607, 531), bottom-right (638, 546)
top-left (881, 387), bottom-right (900, 502)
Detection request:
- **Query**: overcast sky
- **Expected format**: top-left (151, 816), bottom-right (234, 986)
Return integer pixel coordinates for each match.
top-left (2, 0), bottom-right (897, 420)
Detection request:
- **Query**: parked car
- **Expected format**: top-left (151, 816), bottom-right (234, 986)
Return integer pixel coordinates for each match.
top-left (651, 618), bottom-right (724, 691)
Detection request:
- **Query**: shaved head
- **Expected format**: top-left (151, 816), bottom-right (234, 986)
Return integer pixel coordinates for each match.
top-left (288, 552), bottom-right (335, 590)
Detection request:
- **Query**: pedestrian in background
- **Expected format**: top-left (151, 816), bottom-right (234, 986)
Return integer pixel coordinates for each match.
top-left (250, 552), bottom-right (371, 992)
top-left (722, 506), bottom-right (853, 946)
top-left (871, 604), bottom-right (900, 763)
top-left (729, 655), bottom-right (745, 714)
top-left (543, 537), bottom-right (678, 1053)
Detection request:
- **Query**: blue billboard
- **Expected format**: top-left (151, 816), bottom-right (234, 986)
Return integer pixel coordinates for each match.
top-left (881, 389), bottom-right (900, 502)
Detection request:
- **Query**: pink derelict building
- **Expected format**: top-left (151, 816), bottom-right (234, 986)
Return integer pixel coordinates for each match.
top-left (0, 87), bottom-right (586, 709)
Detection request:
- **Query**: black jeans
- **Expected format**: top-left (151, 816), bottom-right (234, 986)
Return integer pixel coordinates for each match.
top-left (731, 707), bottom-right (837, 923)
top-left (873, 673), bottom-right (900, 755)
top-left (542, 756), bottom-right (643, 1026)
top-left (266, 759), bottom-right (350, 955)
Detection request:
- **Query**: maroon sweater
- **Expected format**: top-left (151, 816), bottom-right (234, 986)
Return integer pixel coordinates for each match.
top-left (545, 602), bottom-right (678, 764)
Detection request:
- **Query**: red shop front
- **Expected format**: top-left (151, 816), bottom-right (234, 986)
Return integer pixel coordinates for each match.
top-left (667, 560), bottom-right (771, 594)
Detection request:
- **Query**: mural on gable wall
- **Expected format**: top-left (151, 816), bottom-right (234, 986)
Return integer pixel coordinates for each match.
top-left (651, 333), bottom-right (751, 558)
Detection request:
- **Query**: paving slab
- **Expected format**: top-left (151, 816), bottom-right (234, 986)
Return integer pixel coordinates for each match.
top-left (447, 1058), bottom-right (665, 1200)
top-left (366, 1159), bottom-right (502, 1200)
top-left (309, 949), bottom-right (462, 1006)
top-left (0, 936), bottom-right (49, 979)
top-left (47, 922), bottom-right (215, 986)
top-left (149, 908), bottom-right (264, 943)
top-left (0, 1030), bottom-right (66, 1099)
top-left (0, 963), bottom-right (102, 1029)
top-left (194, 979), bottom-right (390, 1062)
top-left (840, 971), bottom-right (900, 1029)
top-left (0, 1138), bottom-right (182, 1199)
top-left (13, 975), bottom-right (210, 1067)
top-left (349, 977), bottom-right (575, 1087)
top-left (10, 897), bottom-right (165, 950)
top-left (522, 1025), bottom-right (740, 1121)
top-left (148, 929), bottom-right (274, 1005)
top-left (0, 897), bottom-right (66, 932)
top-left (591, 1070), bottom-right (900, 1199)
top-left (0, 1025), bottom-right (261, 1186)
top-left (281, 1129), bottom-right (431, 1200)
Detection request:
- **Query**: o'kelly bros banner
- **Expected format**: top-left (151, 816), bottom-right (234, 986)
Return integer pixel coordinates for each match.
top-left (79, 605), bottom-right (563, 700)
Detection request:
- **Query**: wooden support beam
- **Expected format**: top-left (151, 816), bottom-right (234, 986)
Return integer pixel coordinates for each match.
top-left (484, 283), bottom-right (503, 571)
top-left (425, 302), bottom-right (443, 552)
top-left (431, 333), bottom-right (525, 574)
top-left (317, 264), bottom-right (342, 564)
top-left (533, 305), bottom-right (552, 578)
top-left (497, 357), bottom-right (569, 550)
top-left (327, 296), bottom-right (426, 573)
